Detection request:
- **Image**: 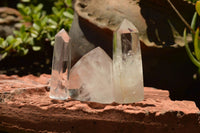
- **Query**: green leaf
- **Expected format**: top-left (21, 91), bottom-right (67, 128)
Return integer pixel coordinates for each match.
top-left (32, 46), bottom-right (41, 51)
top-left (26, 37), bottom-right (34, 45)
top-left (0, 40), bottom-right (8, 48)
top-left (184, 29), bottom-right (200, 67)
top-left (63, 11), bottom-right (74, 19)
top-left (191, 12), bottom-right (197, 30)
top-left (67, 8), bottom-right (74, 13)
top-left (0, 52), bottom-right (8, 60)
top-left (194, 28), bottom-right (200, 60)
top-left (0, 38), bottom-right (5, 44)
top-left (48, 18), bottom-right (57, 25)
top-left (32, 13), bottom-right (41, 20)
top-left (53, 7), bottom-right (65, 17)
top-left (17, 3), bottom-right (24, 10)
top-left (5, 44), bottom-right (13, 51)
top-left (41, 17), bottom-right (48, 26)
top-left (21, 48), bottom-right (29, 55)
top-left (34, 4), bottom-right (43, 13)
top-left (31, 30), bottom-right (39, 38)
top-left (23, 16), bottom-right (32, 22)
top-left (49, 25), bottom-right (57, 29)
top-left (13, 38), bottom-right (22, 48)
top-left (13, 30), bottom-right (20, 36)
top-left (24, 6), bottom-right (31, 15)
top-left (33, 23), bottom-right (41, 31)
top-left (6, 35), bottom-right (14, 43)
top-left (65, 0), bottom-right (72, 7)
top-left (0, 38), bottom-right (7, 49)
top-left (21, 0), bottom-right (30, 2)
top-left (52, 7), bottom-right (59, 15)
top-left (51, 40), bottom-right (55, 46)
top-left (22, 33), bottom-right (29, 43)
top-left (191, 12), bottom-right (197, 40)
top-left (20, 25), bottom-right (26, 33)
top-left (59, 8), bottom-right (65, 16)
top-left (47, 33), bottom-right (52, 39)
top-left (196, 1), bottom-right (200, 16)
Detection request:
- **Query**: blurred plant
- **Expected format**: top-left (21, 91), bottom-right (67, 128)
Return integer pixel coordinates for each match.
top-left (167, 0), bottom-right (200, 78)
top-left (0, 0), bottom-right (73, 60)
top-left (184, 13), bottom-right (200, 76)
top-left (184, 1), bottom-right (200, 77)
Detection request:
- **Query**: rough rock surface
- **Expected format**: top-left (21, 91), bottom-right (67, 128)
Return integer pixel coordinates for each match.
top-left (0, 74), bottom-right (199, 133)
top-left (0, 7), bottom-right (23, 38)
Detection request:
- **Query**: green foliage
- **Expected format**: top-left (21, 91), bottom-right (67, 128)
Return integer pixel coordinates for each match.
top-left (196, 1), bottom-right (200, 15)
top-left (184, 1), bottom-right (200, 76)
top-left (184, 29), bottom-right (200, 68)
top-left (0, 0), bottom-right (73, 60)
top-left (194, 28), bottom-right (200, 60)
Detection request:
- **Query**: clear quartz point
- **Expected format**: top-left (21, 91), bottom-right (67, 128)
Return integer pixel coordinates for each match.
top-left (69, 47), bottom-right (114, 103)
top-left (50, 29), bottom-right (71, 100)
top-left (113, 19), bottom-right (144, 103)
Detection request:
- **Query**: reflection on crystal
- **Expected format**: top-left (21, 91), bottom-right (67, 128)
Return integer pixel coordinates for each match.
top-left (50, 29), bottom-right (71, 100)
top-left (69, 47), bottom-right (114, 103)
top-left (113, 19), bottom-right (144, 103)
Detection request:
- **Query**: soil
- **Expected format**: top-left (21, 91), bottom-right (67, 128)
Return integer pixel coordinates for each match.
top-left (0, 45), bottom-right (53, 76)
top-left (0, 74), bottom-right (200, 133)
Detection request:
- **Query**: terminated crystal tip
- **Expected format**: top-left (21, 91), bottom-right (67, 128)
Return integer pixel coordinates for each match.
top-left (117, 19), bottom-right (139, 34)
top-left (55, 28), bottom-right (70, 42)
top-left (50, 29), bottom-right (71, 100)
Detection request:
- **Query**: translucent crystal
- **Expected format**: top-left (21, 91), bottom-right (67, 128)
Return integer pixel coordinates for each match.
top-left (113, 19), bottom-right (144, 103)
top-left (69, 47), bottom-right (114, 103)
top-left (50, 29), bottom-right (71, 100)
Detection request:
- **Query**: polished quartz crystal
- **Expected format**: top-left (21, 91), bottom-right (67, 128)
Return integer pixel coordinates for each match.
top-left (50, 29), bottom-right (71, 100)
top-left (113, 19), bottom-right (144, 103)
top-left (69, 47), bottom-right (114, 103)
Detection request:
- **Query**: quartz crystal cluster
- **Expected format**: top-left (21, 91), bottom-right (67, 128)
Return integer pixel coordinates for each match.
top-left (50, 19), bottom-right (144, 103)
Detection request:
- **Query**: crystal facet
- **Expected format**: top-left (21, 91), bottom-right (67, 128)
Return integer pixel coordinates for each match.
top-left (69, 47), bottom-right (114, 103)
top-left (50, 29), bottom-right (71, 100)
top-left (113, 19), bottom-right (144, 103)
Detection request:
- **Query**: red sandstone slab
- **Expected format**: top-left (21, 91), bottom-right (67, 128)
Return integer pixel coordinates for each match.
top-left (0, 74), bottom-right (199, 133)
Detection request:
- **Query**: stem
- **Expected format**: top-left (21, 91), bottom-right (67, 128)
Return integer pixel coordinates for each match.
top-left (185, 42), bottom-right (200, 67)
top-left (169, 0), bottom-right (200, 69)
top-left (167, 0), bottom-right (196, 34)
top-left (184, 29), bottom-right (200, 68)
